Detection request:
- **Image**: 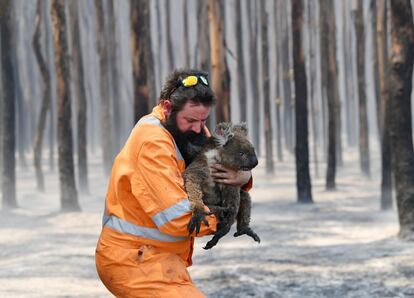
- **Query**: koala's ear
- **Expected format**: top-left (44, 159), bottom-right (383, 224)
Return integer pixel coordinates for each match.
top-left (214, 122), bottom-right (234, 146)
top-left (233, 122), bottom-right (248, 136)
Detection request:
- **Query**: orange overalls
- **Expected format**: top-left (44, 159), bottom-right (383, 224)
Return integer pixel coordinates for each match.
top-left (95, 104), bottom-right (217, 297)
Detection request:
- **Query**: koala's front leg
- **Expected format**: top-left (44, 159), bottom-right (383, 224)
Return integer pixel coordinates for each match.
top-left (185, 179), bottom-right (210, 235)
top-left (234, 191), bottom-right (260, 243)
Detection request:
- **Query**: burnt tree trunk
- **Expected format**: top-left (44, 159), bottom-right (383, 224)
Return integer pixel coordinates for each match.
top-left (130, 0), bottom-right (152, 124)
top-left (1, 0), bottom-right (17, 209)
top-left (183, 0), bottom-right (190, 66)
top-left (208, 0), bottom-right (231, 123)
top-left (51, 0), bottom-right (80, 212)
top-left (355, 0), bottom-right (371, 176)
top-left (32, 0), bottom-right (51, 192)
top-left (292, 0), bottom-right (313, 204)
top-left (95, 0), bottom-right (114, 175)
top-left (260, 0), bottom-right (274, 174)
top-left (388, 0), bottom-right (414, 239)
top-left (371, 0), bottom-right (382, 141)
top-left (236, 0), bottom-right (247, 123)
top-left (377, 0), bottom-right (393, 210)
top-left (321, 0), bottom-right (338, 190)
top-left (247, 0), bottom-right (260, 154)
top-left (274, 0), bottom-right (283, 162)
top-left (69, 0), bottom-right (89, 194)
top-left (165, 0), bottom-right (174, 71)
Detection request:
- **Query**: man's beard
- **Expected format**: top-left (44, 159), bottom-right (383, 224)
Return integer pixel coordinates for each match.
top-left (163, 112), bottom-right (208, 165)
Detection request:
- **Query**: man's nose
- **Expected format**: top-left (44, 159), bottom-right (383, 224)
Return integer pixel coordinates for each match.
top-left (191, 123), bottom-right (202, 134)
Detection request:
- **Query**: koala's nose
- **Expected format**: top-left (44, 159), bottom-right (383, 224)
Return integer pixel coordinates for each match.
top-left (250, 155), bottom-right (258, 168)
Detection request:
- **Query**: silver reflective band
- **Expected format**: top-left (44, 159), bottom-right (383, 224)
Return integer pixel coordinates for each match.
top-left (103, 214), bottom-right (188, 242)
top-left (152, 199), bottom-right (191, 227)
top-left (137, 115), bottom-right (184, 161)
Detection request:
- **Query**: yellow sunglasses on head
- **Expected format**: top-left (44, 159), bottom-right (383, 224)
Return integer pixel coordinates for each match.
top-left (181, 75), bottom-right (209, 87)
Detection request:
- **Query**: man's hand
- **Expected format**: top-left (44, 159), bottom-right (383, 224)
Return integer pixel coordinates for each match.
top-left (210, 163), bottom-right (251, 187)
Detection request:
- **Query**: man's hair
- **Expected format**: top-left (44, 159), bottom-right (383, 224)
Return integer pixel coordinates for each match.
top-left (159, 69), bottom-right (216, 113)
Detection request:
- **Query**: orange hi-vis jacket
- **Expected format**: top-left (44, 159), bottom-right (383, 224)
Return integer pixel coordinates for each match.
top-left (95, 104), bottom-right (217, 297)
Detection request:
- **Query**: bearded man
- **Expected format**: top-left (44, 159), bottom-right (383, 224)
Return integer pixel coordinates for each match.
top-left (95, 69), bottom-right (252, 297)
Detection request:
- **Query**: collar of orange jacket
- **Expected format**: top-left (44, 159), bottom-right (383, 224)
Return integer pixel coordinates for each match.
top-left (151, 104), bottom-right (211, 137)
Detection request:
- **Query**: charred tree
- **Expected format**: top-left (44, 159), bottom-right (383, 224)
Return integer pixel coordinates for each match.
top-left (50, 0), bottom-right (80, 211)
top-left (388, 0), bottom-right (414, 239)
top-left (208, 0), bottom-right (231, 123)
top-left (320, 0), bottom-right (338, 190)
top-left (1, 0), bottom-right (17, 209)
top-left (165, 0), bottom-right (175, 71)
top-left (371, 0), bottom-right (382, 140)
top-left (247, 0), bottom-right (260, 154)
top-left (130, 0), bottom-right (152, 124)
top-left (274, 0), bottom-right (283, 162)
top-left (260, 0), bottom-right (274, 174)
top-left (69, 0), bottom-right (89, 194)
top-left (355, 0), bottom-right (371, 176)
top-left (377, 0), bottom-right (393, 210)
top-left (183, 0), bottom-right (190, 66)
top-left (32, 0), bottom-right (51, 192)
top-left (292, 0), bottom-right (313, 203)
top-left (235, 0), bottom-right (247, 122)
top-left (95, 0), bottom-right (114, 175)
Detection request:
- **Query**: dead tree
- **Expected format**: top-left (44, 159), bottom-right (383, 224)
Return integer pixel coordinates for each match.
top-left (377, 0), bottom-right (392, 210)
top-left (130, 0), bottom-right (152, 124)
top-left (388, 0), bottom-right (414, 239)
top-left (1, 0), bottom-right (17, 209)
top-left (50, 0), bottom-right (80, 211)
top-left (235, 0), bottom-right (247, 122)
top-left (274, 0), bottom-right (283, 162)
top-left (247, 0), bottom-right (260, 154)
top-left (320, 0), bottom-right (338, 190)
top-left (32, 0), bottom-right (51, 192)
top-left (95, 0), bottom-right (114, 175)
top-left (355, 0), bottom-right (371, 177)
top-left (69, 0), bottom-right (89, 194)
top-left (208, 0), bottom-right (231, 123)
top-left (183, 0), bottom-right (190, 66)
top-left (292, 0), bottom-right (313, 204)
top-left (165, 0), bottom-right (174, 71)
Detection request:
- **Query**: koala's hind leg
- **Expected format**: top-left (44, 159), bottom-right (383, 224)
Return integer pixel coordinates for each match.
top-left (185, 180), bottom-right (210, 235)
top-left (203, 223), bottom-right (232, 250)
top-left (234, 191), bottom-right (260, 243)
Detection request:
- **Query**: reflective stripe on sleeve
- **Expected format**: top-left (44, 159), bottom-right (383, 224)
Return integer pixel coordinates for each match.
top-left (136, 115), bottom-right (184, 161)
top-left (103, 214), bottom-right (188, 242)
top-left (151, 199), bottom-right (192, 227)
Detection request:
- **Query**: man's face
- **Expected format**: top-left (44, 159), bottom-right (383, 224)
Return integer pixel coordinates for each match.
top-left (163, 100), bottom-right (211, 164)
top-left (175, 101), bottom-right (210, 134)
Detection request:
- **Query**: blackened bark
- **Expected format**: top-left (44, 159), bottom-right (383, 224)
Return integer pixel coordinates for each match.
top-left (377, 0), bottom-right (393, 210)
top-left (389, 0), bottom-right (414, 239)
top-left (69, 0), bottom-right (89, 194)
top-left (165, 0), bottom-right (174, 71)
top-left (208, 0), bottom-right (231, 123)
top-left (236, 0), bottom-right (247, 123)
top-left (1, 0), bottom-right (17, 209)
top-left (95, 0), bottom-right (114, 175)
top-left (247, 0), bottom-right (260, 154)
top-left (183, 0), bottom-right (190, 66)
top-left (292, 0), bottom-right (313, 203)
top-left (274, 0), bottom-right (283, 162)
top-left (130, 0), bottom-right (152, 124)
top-left (33, 0), bottom-right (51, 192)
top-left (51, 0), bottom-right (80, 211)
top-left (260, 0), bottom-right (274, 174)
top-left (355, 0), bottom-right (371, 176)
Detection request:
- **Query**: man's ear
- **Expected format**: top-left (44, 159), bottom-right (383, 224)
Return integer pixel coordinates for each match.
top-left (162, 100), bottom-right (172, 118)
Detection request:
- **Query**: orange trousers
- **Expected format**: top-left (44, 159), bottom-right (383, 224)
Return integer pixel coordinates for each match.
top-left (95, 234), bottom-right (205, 298)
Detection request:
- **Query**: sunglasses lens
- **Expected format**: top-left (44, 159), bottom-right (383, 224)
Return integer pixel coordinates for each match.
top-left (199, 76), bottom-right (208, 86)
top-left (182, 75), bottom-right (198, 87)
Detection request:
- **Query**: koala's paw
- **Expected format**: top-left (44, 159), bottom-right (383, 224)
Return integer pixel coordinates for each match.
top-left (234, 227), bottom-right (261, 243)
top-left (188, 209), bottom-right (210, 235)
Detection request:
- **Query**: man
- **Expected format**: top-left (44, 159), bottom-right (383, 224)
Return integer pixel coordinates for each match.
top-left (95, 69), bottom-right (252, 297)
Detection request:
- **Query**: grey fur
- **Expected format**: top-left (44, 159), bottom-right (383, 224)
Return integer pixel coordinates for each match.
top-left (184, 122), bottom-right (260, 249)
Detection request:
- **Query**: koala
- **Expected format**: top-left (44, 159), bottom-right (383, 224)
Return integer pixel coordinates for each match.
top-left (183, 122), bottom-right (260, 249)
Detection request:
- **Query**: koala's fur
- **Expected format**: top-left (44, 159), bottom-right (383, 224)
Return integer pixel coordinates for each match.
top-left (183, 122), bottom-right (260, 249)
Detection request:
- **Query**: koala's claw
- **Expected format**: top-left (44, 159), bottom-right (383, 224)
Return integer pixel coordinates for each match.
top-left (234, 227), bottom-right (261, 243)
top-left (188, 210), bottom-right (209, 235)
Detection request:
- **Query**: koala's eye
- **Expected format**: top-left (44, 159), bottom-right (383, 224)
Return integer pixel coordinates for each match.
top-left (239, 151), bottom-right (246, 157)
